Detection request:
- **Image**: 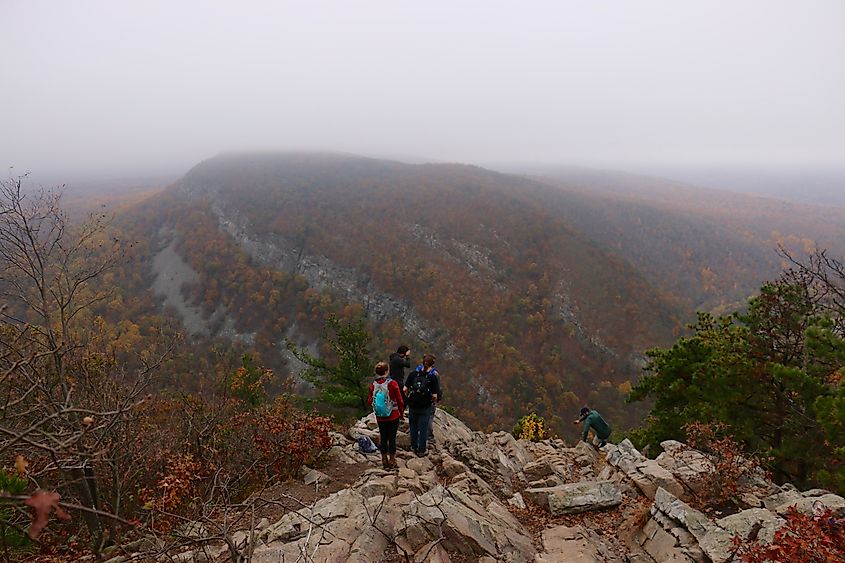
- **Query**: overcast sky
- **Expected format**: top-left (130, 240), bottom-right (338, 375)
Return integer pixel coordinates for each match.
top-left (2, 0), bottom-right (844, 179)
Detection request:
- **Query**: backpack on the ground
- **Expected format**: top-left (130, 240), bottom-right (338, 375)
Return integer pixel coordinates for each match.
top-left (407, 369), bottom-right (434, 409)
top-left (357, 436), bottom-right (378, 454)
top-left (372, 379), bottom-right (396, 418)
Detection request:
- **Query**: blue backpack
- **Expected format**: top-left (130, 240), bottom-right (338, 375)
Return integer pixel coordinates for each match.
top-left (372, 379), bottom-right (396, 418)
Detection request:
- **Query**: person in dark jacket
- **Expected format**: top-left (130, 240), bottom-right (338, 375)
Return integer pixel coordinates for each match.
top-left (403, 354), bottom-right (440, 457)
top-left (367, 361), bottom-right (404, 469)
top-left (573, 406), bottom-right (612, 447)
top-left (389, 345), bottom-right (411, 383)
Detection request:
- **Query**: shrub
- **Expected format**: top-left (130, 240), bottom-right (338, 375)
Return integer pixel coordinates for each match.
top-left (513, 413), bottom-right (550, 442)
top-left (0, 467), bottom-right (30, 550)
top-left (683, 422), bottom-right (768, 513)
top-left (735, 506), bottom-right (845, 562)
top-left (251, 396), bottom-right (333, 478)
top-left (136, 392), bottom-right (333, 530)
top-left (229, 354), bottom-right (273, 407)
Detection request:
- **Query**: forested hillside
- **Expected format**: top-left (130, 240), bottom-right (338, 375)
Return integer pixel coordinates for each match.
top-left (94, 152), bottom-right (845, 438)
top-left (528, 168), bottom-right (845, 313)
top-left (6, 163), bottom-right (844, 563)
top-left (109, 153), bottom-right (686, 434)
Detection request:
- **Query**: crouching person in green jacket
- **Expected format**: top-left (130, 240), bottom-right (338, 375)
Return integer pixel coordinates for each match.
top-left (574, 406), bottom-right (611, 448)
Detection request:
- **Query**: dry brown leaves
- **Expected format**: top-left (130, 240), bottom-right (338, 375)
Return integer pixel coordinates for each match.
top-left (14, 454), bottom-right (28, 475)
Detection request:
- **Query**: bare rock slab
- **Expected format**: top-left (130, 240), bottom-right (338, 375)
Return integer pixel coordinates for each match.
top-left (630, 459), bottom-right (685, 500)
top-left (525, 481), bottom-right (623, 515)
top-left (536, 525), bottom-right (608, 562)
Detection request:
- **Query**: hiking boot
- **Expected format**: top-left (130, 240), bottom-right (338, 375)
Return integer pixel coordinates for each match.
top-left (388, 453), bottom-right (399, 469)
top-left (381, 454), bottom-right (390, 470)
top-left (598, 440), bottom-right (607, 448)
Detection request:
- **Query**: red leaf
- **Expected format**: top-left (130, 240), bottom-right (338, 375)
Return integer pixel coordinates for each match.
top-left (24, 490), bottom-right (66, 539)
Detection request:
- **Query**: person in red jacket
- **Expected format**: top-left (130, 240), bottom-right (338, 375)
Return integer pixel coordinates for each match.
top-left (367, 361), bottom-right (404, 469)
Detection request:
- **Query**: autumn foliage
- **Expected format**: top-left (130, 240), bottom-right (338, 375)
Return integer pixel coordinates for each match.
top-left (112, 153), bottom-right (678, 437)
top-left (736, 507), bottom-right (845, 563)
top-left (136, 389), bottom-right (332, 532)
top-left (139, 453), bottom-right (204, 518)
top-left (251, 397), bottom-right (333, 477)
top-left (513, 412), bottom-right (550, 442)
top-left (684, 422), bottom-right (768, 513)
top-left (0, 175), bottom-right (337, 558)
top-left (24, 492), bottom-right (71, 540)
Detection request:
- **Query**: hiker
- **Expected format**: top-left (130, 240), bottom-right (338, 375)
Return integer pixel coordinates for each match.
top-left (403, 354), bottom-right (440, 457)
top-left (389, 345), bottom-right (411, 383)
top-left (573, 406), bottom-right (612, 448)
top-left (367, 361), bottom-right (404, 469)
top-left (389, 345), bottom-right (411, 415)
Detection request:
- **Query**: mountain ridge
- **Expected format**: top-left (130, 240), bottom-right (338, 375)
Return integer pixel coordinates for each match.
top-left (112, 151), bottom-right (845, 435)
top-left (118, 151), bottom-right (684, 432)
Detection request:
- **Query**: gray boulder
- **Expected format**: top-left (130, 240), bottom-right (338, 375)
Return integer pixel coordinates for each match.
top-left (303, 468), bottom-right (332, 487)
top-left (699, 509), bottom-right (784, 563)
top-left (525, 481), bottom-right (623, 515)
top-left (606, 439), bottom-right (647, 474)
top-left (774, 492), bottom-right (845, 516)
top-left (629, 459), bottom-right (685, 500)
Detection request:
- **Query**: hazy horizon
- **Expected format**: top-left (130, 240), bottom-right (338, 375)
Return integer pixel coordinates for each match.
top-left (2, 0), bottom-right (843, 184)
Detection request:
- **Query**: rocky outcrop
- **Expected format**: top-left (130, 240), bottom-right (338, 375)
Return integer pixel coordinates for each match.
top-left (523, 481), bottom-right (623, 515)
top-left (157, 410), bottom-right (844, 563)
top-left (249, 412), bottom-right (540, 562)
top-left (626, 479), bottom-right (845, 563)
top-left (605, 438), bottom-right (781, 509)
top-left (200, 197), bottom-right (461, 359)
top-left (606, 439), bottom-right (687, 500)
top-left (629, 487), bottom-right (789, 563)
top-left (536, 525), bottom-right (622, 562)
top-left (350, 409), bottom-right (534, 496)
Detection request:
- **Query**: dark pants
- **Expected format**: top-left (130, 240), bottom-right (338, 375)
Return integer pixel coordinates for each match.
top-left (409, 407), bottom-right (432, 454)
top-left (377, 418), bottom-right (400, 454)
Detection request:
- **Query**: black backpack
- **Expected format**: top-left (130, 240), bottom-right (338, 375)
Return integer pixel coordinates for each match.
top-left (408, 369), bottom-right (434, 409)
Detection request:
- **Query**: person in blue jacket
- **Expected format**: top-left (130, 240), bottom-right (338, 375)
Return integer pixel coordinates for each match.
top-left (403, 354), bottom-right (440, 456)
